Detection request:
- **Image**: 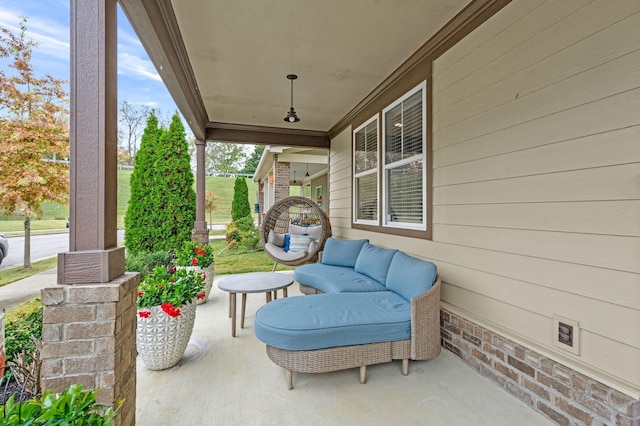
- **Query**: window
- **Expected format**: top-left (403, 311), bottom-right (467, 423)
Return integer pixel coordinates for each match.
top-left (382, 82), bottom-right (426, 230)
top-left (353, 115), bottom-right (379, 224)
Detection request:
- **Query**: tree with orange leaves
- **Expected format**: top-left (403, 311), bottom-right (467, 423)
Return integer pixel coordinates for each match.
top-left (0, 19), bottom-right (69, 269)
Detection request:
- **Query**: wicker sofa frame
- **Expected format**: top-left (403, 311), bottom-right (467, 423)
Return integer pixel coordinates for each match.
top-left (265, 276), bottom-right (441, 389)
top-left (260, 196), bottom-right (332, 268)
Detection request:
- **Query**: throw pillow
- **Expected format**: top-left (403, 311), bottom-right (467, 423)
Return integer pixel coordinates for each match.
top-left (289, 223), bottom-right (309, 236)
top-left (288, 234), bottom-right (314, 253)
top-left (267, 230), bottom-right (285, 247)
top-left (283, 234), bottom-right (291, 252)
top-left (303, 225), bottom-right (322, 242)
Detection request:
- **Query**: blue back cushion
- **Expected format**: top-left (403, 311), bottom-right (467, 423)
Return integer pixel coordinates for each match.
top-left (321, 238), bottom-right (369, 268)
top-left (386, 251), bottom-right (437, 301)
top-left (354, 243), bottom-right (397, 286)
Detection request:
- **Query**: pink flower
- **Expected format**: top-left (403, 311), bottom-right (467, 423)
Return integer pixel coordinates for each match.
top-left (201, 272), bottom-right (207, 280)
top-left (197, 292), bottom-right (206, 300)
top-left (137, 291), bottom-right (144, 296)
top-left (191, 257), bottom-right (198, 266)
top-left (138, 310), bottom-right (151, 318)
top-left (169, 266), bottom-right (176, 273)
top-left (161, 302), bottom-right (181, 317)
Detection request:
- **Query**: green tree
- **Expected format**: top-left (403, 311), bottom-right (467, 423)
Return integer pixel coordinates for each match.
top-left (153, 113), bottom-right (196, 249)
top-left (0, 19), bottom-right (69, 270)
top-left (240, 144), bottom-right (265, 175)
top-left (124, 111), bottom-right (162, 254)
top-left (231, 177), bottom-right (251, 221)
top-left (124, 112), bottom-right (195, 254)
top-left (206, 142), bottom-right (246, 176)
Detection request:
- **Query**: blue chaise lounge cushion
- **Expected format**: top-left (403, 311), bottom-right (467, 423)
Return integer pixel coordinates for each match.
top-left (294, 264), bottom-right (387, 293)
top-left (254, 292), bottom-right (411, 351)
top-left (321, 238), bottom-right (369, 268)
top-left (386, 251), bottom-right (437, 301)
top-left (354, 243), bottom-right (398, 286)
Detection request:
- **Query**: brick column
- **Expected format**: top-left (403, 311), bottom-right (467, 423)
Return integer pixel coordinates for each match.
top-left (41, 273), bottom-right (139, 425)
top-left (273, 154), bottom-right (290, 203)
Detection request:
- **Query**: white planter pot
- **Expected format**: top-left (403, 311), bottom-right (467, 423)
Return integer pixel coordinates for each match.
top-left (136, 301), bottom-right (196, 370)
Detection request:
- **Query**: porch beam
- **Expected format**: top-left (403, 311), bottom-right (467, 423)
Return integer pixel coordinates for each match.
top-left (206, 122), bottom-right (330, 148)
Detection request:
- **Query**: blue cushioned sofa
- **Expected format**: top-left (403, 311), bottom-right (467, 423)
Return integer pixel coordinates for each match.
top-left (254, 238), bottom-right (441, 389)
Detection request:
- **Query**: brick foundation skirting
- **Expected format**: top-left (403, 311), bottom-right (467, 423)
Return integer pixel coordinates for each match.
top-left (440, 309), bottom-right (640, 426)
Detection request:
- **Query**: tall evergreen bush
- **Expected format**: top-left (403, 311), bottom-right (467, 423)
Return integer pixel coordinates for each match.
top-left (124, 112), bottom-right (161, 254)
top-left (124, 112), bottom-right (195, 254)
top-left (231, 176), bottom-right (251, 221)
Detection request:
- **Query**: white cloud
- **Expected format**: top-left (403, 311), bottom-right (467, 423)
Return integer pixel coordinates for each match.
top-left (0, 9), bottom-right (70, 62)
top-left (118, 52), bottom-right (162, 82)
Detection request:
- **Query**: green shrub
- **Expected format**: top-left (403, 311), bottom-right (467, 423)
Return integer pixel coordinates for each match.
top-left (124, 112), bottom-right (195, 254)
top-left (226, 217), bottom-right (260, 251)
top-left (125, 251), bottom-right (174, 280)
top-left (0, 384), bottom-right (119, 425)
top-left (231, 177), bottom-right (251, 221)
top-left (4, 299), bottom-right (43, 365)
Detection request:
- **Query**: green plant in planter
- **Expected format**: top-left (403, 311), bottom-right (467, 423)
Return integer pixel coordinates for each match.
top-left (0, 384), bottom-right (119, 425)
top-left (174, 241), bottom-right (214, 268)
top-left (136, 266), bottom-right (205, 317)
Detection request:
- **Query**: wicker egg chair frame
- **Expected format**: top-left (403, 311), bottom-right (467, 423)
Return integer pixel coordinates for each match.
top-left (260, 196), bottom-right (332, 268)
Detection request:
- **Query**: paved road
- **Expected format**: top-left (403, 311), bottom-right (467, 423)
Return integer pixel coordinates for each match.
top-left (0, 230), bottom-right (125, 271)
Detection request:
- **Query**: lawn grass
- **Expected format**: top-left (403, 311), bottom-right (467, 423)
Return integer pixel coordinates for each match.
top-left (0, 257), bottom-right (58, 287)
top-left (210, 239), bottom-right (293, 275)
top-left (0, 170), bottom-right (258, 235)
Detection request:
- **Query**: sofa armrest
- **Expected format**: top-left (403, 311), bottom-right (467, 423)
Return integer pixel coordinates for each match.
top-left (410, 275), bottom-right (441, 360)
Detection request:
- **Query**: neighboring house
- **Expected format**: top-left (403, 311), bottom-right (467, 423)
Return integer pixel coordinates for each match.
top-left (252, 146), bottom-right (328, 222)
top-left (56, 1), bottom-right (639, 424)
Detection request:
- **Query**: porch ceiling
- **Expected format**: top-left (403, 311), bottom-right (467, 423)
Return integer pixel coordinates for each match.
top-left (120, 0), bottom-right (469, 141)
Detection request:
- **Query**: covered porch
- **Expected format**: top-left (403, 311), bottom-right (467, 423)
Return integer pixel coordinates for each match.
top-left (52, 0), bottom-right (640, 424)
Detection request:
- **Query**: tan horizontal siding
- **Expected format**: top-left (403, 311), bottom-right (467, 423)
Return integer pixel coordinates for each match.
top-left (435, 125), bottom-right (640, 186)
top-left (434, 163), bottom-right (640, 205)
top-left (435, 50), bottom-right (640, 146)
top-left (433, 0), bottom-right (545, 78)
top-left (434, 88), bottom-right (640, 166)
top-left (434, 200), bottom-right (640, 237)
top-left (435, 1), bottom-right (640, 114)
top-left (431, 0), bottom-right (640, 395)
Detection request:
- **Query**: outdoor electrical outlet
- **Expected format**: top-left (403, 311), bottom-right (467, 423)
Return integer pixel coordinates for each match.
top-left (558, 322), bottom-right (573, 346)
top-left (553, 315), bottom-right (580, 355)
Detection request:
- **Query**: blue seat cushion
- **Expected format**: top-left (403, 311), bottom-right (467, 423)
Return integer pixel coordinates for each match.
top-left (321, 238), bottom-right (369, 268)
top-left (254, 292), bottom-right (411, 351)
top-left (295, 264), bottom-right (387, 293)
top-left (386, 251), bottom-right (437, 301)
top-left (354, 243), bottom-right (398, 286)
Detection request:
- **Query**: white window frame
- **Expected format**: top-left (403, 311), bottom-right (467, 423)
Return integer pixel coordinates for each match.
top-left (353, 114), bottom-right (379, 226)
top-left (381, 81), bottom-right (427, 231)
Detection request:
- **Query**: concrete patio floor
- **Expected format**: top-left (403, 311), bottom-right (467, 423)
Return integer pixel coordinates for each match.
top-left (136, 271), bottom-right (552, 425)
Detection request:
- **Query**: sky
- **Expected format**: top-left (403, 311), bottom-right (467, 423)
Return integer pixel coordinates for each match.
top-left (0, 0), bottom-right (179, 121)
